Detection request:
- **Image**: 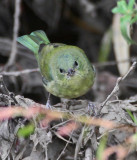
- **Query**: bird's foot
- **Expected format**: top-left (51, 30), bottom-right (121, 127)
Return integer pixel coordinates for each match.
top-left (45, 99), bottom-right (52, 109)
top-left (45, 93), bottom-right (52, 109)
top-left (88, 101), bottom-right (96, 116)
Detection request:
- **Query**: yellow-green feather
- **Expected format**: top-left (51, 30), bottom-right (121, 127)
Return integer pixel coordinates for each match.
top-left (17, 30), bottom-right (50, 60)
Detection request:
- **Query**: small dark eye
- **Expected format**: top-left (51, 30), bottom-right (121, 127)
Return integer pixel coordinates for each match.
top-left (74, 61), bottom-right (78, 66)
top-left (60, 68), bottom-right (64, 73)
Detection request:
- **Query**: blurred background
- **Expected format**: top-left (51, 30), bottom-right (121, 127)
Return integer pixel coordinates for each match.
top-left (0, 0), bottom-right (137, 105)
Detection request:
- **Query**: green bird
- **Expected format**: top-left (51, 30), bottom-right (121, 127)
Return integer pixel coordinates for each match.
top-left (17, 30), bottom-right (95, 99)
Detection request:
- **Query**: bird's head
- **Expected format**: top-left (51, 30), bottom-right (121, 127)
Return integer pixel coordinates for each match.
top-left (57, 58), bottom-right (79, 79)
top-left (49, 46), bottom-right (95, 83)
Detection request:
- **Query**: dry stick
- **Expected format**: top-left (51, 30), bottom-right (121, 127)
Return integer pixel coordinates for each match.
top-left (15, 140), bottom-right (30, 160)
top-left (0, 75), bottom-right (18, 104)
top-left (94, 57), bottom-right (137, 68)
top-left (0, 75), bottom-right (10, 95)
top-left (6, 0), bottom-right (21, 68)
top-left (56, 138), bottom-right (71, 160)
top-left (3, 120), bottom-right (29, 160)
top-left (1, 68), bottom-right (40, 76)
top-left (56, 130), bottom-right (74, 160)
top-left (85, 147), bottom-right (92, 160)
top-left (74, 125), bottom-right (86, 160)
top-left (97, 61), bottom-right (137, 116)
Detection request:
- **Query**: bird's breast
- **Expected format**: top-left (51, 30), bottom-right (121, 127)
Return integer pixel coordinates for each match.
top-left (44, 70), bottom-right (94, 99)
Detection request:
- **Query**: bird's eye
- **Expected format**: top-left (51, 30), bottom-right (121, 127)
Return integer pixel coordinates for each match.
top-left (59, 68), bottom-right (64, 73)
top-left (74, 61), bottom-right (78, 67)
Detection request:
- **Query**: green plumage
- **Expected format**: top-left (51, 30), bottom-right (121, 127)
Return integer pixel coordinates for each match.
top-left (17, 30), bottom-right (95, 98)
top-left (17, 30), bottom-right (50, 60)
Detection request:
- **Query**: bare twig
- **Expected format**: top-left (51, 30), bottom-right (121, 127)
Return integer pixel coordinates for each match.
top-left (74, 125), bottom-right (86, 160)
top-left (53, 131), bottom-right (72, 144)
top-left (0, 75), bottom-right (10, 95)
top-left (6, 0), bottom-right (21, 68)
top-left (85, 147), bottom-right (92, 160)
top-left (56, 137), bottom-right (71, 160)
top-left (97, 62), bottom-right (137, 116)
top-left (15, 140), bottom-right (30, 160)
top-left (94, 57), bottom-right (137, 68)
top-left (51, 119), bottom-right (72, 129)
top-left (3, 120), bottom-right (29, 160)
top-left (56, 130), bottom-right (74, 160)
top-left (1, 68), bottom-right (40, 77)
top-left (0, 75), bottom-right (18, 104)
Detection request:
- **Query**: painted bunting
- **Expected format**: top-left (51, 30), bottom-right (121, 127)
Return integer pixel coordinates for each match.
top-left (17, 30), bottom-right (95, 99)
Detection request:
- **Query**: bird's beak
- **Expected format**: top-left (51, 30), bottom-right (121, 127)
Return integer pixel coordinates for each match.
top-left (67, 69), bottom-right (75, 77)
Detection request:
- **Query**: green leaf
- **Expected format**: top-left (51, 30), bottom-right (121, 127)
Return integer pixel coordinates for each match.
top-left (120, 16), bottom-right (136, 44)
top-left (96, 135), bottom-right (107, 160)
top-left (112, 7), bottom-right (125, 14)
top-left (126, 109), bottom-right (137, 125)
top-left (112, 0), bottom-right (128, 14)
top-left (130, 14), bottom-right (137, 24)
top-left (118, 0), bottom-right (128, 11)
top-left (128, 0), bottom-right (135, 10)
top-left (17, 123), bottom-right (35, 137)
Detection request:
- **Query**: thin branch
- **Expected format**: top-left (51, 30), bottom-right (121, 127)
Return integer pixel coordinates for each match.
top-left (0, 75), bottom-right (18, 104)
top-left (1, 68), bottom-right (40, 77)
top-left (56, 130), bottom-right (74, 160)
top-left (94, 57), bottom-right (137, 68)
top-left (0, 75), bottom-right (10, 95)
top-left (97, 61), bottom-right (137, 116)
top-left (3, 120), bottom-right (29, 160)
top-left (6, 0), bottom-right (21, 68)
top-left (74, 125), bottom-right (86, 160)
top-left (85, 147), bottom-right (92, 160)
top-left (101, 62), bottom-right (136, 107)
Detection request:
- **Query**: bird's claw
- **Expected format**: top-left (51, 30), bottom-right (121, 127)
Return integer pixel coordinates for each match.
top-left (88, 101), bottom-right (96, 116)
top-left (46, 99), bottom-right (52, 109)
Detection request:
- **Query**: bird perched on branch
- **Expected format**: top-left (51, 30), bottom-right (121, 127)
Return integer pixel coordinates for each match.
top-left (17, 30), bottom-right (95, 99)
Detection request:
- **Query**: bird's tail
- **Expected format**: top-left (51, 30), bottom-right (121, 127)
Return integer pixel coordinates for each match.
top-left (17, 30), bottom-right (50, 60)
